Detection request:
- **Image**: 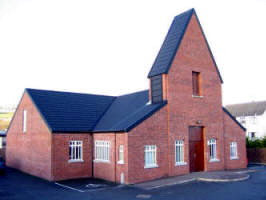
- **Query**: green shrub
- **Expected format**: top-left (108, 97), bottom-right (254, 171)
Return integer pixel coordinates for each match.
top-left (246, 137), bottom-right (265, 148)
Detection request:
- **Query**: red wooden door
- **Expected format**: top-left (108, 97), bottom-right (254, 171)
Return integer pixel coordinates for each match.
top-left (189, 126), bottom-right (204, 172)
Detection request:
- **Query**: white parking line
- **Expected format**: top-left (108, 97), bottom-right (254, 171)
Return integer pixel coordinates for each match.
top-left (55, 182), bottom-right (85, 193)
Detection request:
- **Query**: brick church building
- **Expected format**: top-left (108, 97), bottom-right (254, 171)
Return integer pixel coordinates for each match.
top-left (6, 9), bottom-right (247, 184)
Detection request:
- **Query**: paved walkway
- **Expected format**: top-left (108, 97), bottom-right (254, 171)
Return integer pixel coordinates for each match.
top-left (134, 169), bottom-right (252, 190)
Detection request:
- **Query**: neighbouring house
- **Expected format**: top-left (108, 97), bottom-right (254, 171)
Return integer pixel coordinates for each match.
top-left (0, 130), bottom-right (6, 160)
top-left (6, 9), bottom-right (247, 184)
top-left (226, 101), bottom-right (266, 140)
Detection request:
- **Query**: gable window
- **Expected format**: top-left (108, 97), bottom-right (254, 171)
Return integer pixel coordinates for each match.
top-left (175, 140), bottom-right (186, 165)
top-left (69, 141), bottom-right (83, 162)
top-left (208, 139), bottom-right (218, 161)
top-left (230, 142), bottom-right (238, 159)
top-left (192, 71), bottom-right (200, 96)
top-left (95, 141), bottom-right (110, 162)
top-left (118, 145), bottom-right (124, 164)
top-left (144, 145), bottom-right (157, 168)
top-left (23, 110), bottom-right (27, 133)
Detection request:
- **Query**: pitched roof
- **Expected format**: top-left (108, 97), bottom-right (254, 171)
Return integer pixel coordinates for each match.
top-left (225, 101), bottom-right (266, 117)
top-left (147, 9), bottom-right (223, 83)
top-left (26, 88), bottom-right (166, 133)
top-left (148, 9), bottom-right (194, 78)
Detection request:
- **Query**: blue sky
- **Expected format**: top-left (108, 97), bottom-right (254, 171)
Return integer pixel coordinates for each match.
top-left (0, 0), bottom-right (265, 106)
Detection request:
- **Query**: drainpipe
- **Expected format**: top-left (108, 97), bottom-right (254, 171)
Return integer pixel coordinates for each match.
top-left (114, 133), bottom-right (117, 183)
top-left (91, 134), bottom-right (94, 178)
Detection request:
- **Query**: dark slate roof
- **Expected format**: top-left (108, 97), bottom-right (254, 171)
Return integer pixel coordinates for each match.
top-left (222, 107), bottom-right (246, 131)
top-left (147, 8), bottom-right (223, 83)
top-left (94, 90), bottom-right (166, 132)
top-left (27, 89), bottom-right (116, 132)
top-left (225, 101), bottom-right (266, 117)
top-left (148, 9), bottom-right (194, 78)
top-left (26, 88), bottom-right (166, 133)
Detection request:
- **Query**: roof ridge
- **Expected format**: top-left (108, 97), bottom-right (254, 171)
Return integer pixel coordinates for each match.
top-left (117, 89), bottom-right (148, 98)
top-left (26, 88), bottom-right (116, 98)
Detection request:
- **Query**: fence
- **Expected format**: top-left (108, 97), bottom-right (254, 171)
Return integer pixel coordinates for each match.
top-left (247, 148), bottom-right (266, 163)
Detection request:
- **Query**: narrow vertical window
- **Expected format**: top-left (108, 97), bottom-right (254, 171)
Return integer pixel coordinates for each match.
top-left (230, 142), bottom-right (238, 159)
top-left (192, 71), bottom-right (200, 96)
top-left (118, 145), bottom-right (124, 164)
top-left (23, 110), bottom-right (27, 133)
top-left (69, 141), bottom-right (83, 162)
top-left (208, 139), bottom-right (218, 161)
top-left (144, 145), bottom-right (157, 168)
top-left (175, 140), bottom-right (186, 165)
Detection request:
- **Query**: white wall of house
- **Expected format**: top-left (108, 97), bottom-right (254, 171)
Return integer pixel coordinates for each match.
top-left (236, 111), bottom-right (266, 139)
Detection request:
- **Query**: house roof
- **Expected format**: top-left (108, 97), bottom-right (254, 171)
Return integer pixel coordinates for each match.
top-left (225, 101), bottom-right (266, 117)
top-left (147, 9), bottom-right (223, 83)
top-left (26, 88), bottom-right (166, 133)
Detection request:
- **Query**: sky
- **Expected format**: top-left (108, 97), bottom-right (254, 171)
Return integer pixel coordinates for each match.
top-left (0, 0), bottom-right (266, 107)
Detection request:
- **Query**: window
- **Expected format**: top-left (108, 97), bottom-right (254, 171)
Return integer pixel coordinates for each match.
top-left (118, 145), bottom-right (124, 164)
top-left (69, 141), bottom-right (83, 162)
top-left (144, 145), bottom-right (157, 168)
top-left (192, 71), bottom-right (200, 96)
top-left (208, 139), bottom-right (218, 161)
top-left (230, 142), bottom-right (238, 159)
top-left (175, 140), bottom-right (186, 165)
top-left (95, 141), bottom-right (110, 162)
top-left (23, 110), bottom-right (27, 133)
top-left (249, 132), bottom-right (256, 139)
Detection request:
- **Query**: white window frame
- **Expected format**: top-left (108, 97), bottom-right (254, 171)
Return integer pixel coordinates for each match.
top-left (94, 140), bottom-right (110, 162)
top-left (23, 110), bottom-right (27, 133)
top-left (230, 142), bottom-right (238, 160)
top-left (69, 140), bottom-right (83, 162)
top-left (117, 145), bottom-right (124, 164)
top-left (175, 140), bottom-right (186, 165)
top-left (208, 139), bottom-right (219, 162)
top-left (144, 145), bottom-right (158, 168)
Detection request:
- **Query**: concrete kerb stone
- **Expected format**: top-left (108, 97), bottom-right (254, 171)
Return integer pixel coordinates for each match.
top-left (197, 174), bottom-right (250, 183)
top-left (134, 170), bottom-right (252, 190)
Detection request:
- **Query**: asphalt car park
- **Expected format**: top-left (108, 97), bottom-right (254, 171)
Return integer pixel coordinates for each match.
top-left (0, 165), bottom-right (266, 200)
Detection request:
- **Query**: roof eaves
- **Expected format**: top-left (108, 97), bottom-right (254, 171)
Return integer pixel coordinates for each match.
top-left (222, 107), bottom-right (246, 131)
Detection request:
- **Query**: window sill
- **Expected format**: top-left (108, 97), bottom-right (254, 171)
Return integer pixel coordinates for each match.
top-left (117, 160), bottom-right (124, 164)
top-left (93, 159), bottom-right (110, 163)
top-left (192, 95), bottom-right (204, 98)
top-left (209, 158), bottom-right (220, 163)
top-left (230, 157), bottom-right (239, 160)
top-left (175, 162), bottom-right (187, 166)
top-left (144, 164), bottom-right (158, 169)
top-left (68, 159), bottom-right (84, 163)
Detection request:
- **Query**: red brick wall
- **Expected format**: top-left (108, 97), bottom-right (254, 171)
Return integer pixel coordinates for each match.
top-left (52, 134), bottom-right (92, 181)
top-left (166, 13), bottom-right (225, 174)
top-left (223, 112), bottom-right (247, 169)
top-left (6, 92), bottom-right (53, 180)
top-left (127, 107), bottom-right (168, 184)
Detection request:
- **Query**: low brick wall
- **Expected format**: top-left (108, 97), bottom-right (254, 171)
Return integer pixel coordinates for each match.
top-left (247, 148), bottom-right (266, 163)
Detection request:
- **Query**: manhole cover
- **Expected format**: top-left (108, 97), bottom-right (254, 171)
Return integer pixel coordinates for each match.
top-left (136, 194), bottom-right (152, 199)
